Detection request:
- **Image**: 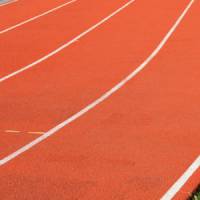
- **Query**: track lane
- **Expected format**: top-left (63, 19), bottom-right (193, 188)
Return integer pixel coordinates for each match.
top-left (0, 0), bottom-right (132, 78)
top-left (0, 0), bottom-right (73, 29)
top-left (0, 0), bottom-right (189, 159)
top-left (0, 0), bottom-right (77, 34)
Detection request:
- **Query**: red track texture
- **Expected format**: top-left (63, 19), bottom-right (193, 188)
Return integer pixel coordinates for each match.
top-left (0, 0), bottom-right (199, 199)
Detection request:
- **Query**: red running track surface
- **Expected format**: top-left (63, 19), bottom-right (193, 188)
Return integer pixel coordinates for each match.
top-left (0, 0), bottom-right (199, 199)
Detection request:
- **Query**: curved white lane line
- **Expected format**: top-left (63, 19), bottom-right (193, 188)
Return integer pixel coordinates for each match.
top-left (0, 0), bottom-right (136, 82)
top-left (161, 156), bottom-right (200, 200)
top-left (0, 0), bottom-right (76, 34)
top-left (0, 0), bottom-right (195, 166)
top-left (0, 0), bottom-right (17, 7)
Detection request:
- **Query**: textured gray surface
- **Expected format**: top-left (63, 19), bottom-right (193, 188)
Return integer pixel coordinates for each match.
top-left (0, 0), bottom-right (13, 5)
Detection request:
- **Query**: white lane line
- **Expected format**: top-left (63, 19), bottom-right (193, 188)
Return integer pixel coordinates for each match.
top-left (161, 155), bottom-right (200, 200)
top-left (0, 0), bottom-right (17, 7)
top-left (0, 0), bottom-right (136, 83)
top-left (0, 0), bottom-right (77, 34)
top-left (0, 0), bottom-right (195, 166)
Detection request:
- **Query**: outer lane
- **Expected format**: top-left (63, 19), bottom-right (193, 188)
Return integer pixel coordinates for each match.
top-left (0, 0), bottom-right (133, 78)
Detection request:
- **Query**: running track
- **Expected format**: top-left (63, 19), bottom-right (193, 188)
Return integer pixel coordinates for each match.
top-left (0, 0), bottom-right (199, 199)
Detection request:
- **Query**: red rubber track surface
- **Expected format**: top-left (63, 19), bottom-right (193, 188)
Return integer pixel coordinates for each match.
top-left (0, 0), bottom-right (199, 199)
top-left (0, 0), bottom-right (73, 29)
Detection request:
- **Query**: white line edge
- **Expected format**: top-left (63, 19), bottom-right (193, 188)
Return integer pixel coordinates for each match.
top-left (161, 155), bottom-right (200, 200)
top-left (0, 0), bottom-right (76, 34)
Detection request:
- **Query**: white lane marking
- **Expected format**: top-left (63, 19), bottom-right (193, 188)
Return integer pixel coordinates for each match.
top-left (0, 0), bottom-right (195, 166)
top-left (0, 0), bottom-right (17, 7)
top-left (0, 0), bottom-right (77, 34)
top-left (161, 156), bottom-right (200, 200)
top-left (0, 0), bottom-right (136, 83)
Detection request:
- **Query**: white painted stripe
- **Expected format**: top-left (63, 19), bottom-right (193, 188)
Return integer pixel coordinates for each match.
top-left (0, 0), bottom-right (136, 83)
top-left (0, 0), bottom-right (195, 167)
top-left (0, 0), bottom-right (17, 7)
top-left (161, 156), bottom-right (200, 200)
top-left (0, 0), bottom-right (76, 34)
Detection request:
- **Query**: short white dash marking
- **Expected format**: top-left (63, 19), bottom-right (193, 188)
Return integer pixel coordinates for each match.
top-left (27, 131), bottom-right (44, 135)
top-left (5, 130), bottom-right (20, 133)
